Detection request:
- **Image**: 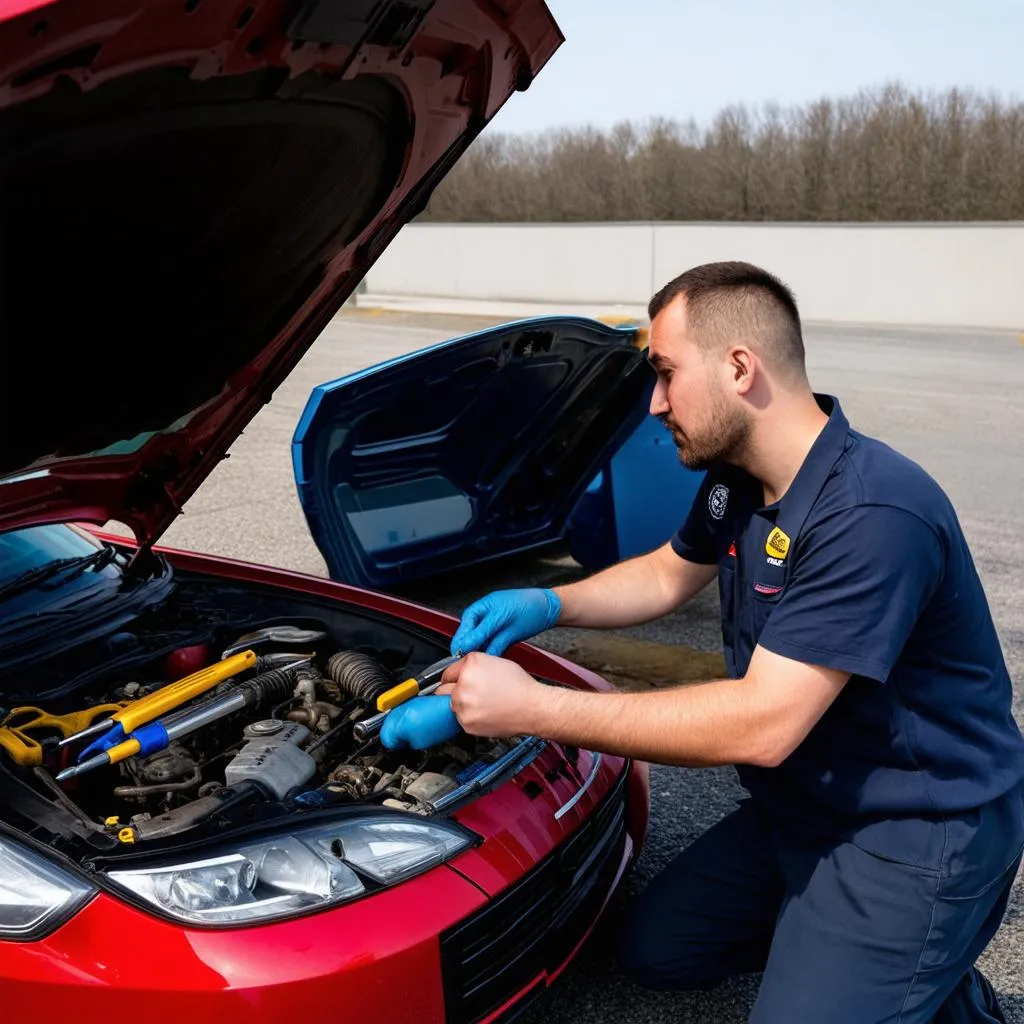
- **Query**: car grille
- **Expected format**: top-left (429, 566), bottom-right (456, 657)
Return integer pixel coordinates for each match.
top-left (440, 767), bottom-right (629, 1024)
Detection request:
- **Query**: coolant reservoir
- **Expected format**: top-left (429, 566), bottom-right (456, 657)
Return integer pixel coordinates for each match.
top-left (224, 720), bottom-right (316, 799)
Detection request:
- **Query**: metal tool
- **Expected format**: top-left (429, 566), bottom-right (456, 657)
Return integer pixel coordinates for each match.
top-left (55, 658), bottom-right (306, 783)
top-left (221, 626), bottom-right (327, 660)
top-left (352, 654), bottom-right (461, 743)
top-left (0, 703), bottom-right (127, 767)
top-left (59, 650), bottom-right (258, 757)
top-left (374, 655), bottom-right (461, 712)
top-left (353, 680), bottom-right (446, 743)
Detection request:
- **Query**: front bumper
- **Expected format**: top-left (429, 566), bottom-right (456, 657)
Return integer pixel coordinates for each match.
top-left (1, 762), bottom-right (647, 1024)
top-left (443, 765), bottom-right (632, 1023)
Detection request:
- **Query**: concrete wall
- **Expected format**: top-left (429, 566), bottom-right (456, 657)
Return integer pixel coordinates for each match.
top-left (362, 222), bottom-right (1024, 330)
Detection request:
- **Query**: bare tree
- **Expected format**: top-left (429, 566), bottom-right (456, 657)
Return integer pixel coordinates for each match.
top-left (422, 84), bottom-right (1024, 222)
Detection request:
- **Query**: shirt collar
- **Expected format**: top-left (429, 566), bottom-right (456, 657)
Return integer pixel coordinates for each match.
top-left (767, 394), bottom-right (850, 541)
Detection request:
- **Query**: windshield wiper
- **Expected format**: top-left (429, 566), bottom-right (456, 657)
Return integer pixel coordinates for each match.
top-left (0, 545), bottom-right (119, 602)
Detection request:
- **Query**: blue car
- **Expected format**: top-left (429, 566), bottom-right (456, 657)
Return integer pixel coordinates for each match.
top-left (293, 316), bottom-right (704, 589)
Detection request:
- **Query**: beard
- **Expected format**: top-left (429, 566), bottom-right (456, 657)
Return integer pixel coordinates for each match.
top-left (663, 387), bottom-right (752, 471)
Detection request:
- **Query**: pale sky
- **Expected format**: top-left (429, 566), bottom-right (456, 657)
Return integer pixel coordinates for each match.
top-left (491, 0), bottom-right (1023, 134)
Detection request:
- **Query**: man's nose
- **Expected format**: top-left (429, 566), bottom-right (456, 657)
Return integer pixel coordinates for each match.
top-left (649, 377), bottom-right (669, 417)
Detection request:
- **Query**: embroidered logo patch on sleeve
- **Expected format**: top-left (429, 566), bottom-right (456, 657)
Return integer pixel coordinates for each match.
top-left (765, 526), bottom-right (791, 560)
top-left (708, 484), bottom-right (730, 520)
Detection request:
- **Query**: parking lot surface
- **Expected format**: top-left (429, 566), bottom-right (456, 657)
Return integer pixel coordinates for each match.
top-left (148, 309), bottom-right (1023, 1022)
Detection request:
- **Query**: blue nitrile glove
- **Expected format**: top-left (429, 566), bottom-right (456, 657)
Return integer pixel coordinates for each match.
top-left (450, 588), bottom-right (562, 657)
top-left (380, 695), bottom-right (461, 750)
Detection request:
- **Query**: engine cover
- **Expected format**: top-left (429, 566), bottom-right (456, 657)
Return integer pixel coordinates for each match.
top-left (224, 720), bottom-right (316, 799)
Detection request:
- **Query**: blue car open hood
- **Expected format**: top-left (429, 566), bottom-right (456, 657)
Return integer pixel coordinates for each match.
top-left (293, 317), bottom-right (654, 589)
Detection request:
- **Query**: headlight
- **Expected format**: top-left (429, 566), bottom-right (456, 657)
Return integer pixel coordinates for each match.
top-left (108, 815), bottom-right (473, 926)
top-left (327, 817), bottom-right (472, 884)
top-left (0, 836), bottom-right (95, 940)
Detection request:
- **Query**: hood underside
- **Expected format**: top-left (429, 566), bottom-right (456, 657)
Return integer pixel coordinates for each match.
top-left (0, 0), bottom-right (562, 546)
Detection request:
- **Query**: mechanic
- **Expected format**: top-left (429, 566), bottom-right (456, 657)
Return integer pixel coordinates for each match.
top-left (381, 261), bottom-right (1024, 1023)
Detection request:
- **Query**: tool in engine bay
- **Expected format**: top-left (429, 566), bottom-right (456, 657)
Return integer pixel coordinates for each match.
top-left (351, 654), bottom-right (462, 743)
top-left (0, 702), bottom-right (128, 767)
top-left (55, 657), bottom-right (308, 782)
top-left (220, 625), bottom-right (328, 660)
top-left (374, 653), bottom-right (462, 711)
top-left (57, 649), bottom-right (258, 755)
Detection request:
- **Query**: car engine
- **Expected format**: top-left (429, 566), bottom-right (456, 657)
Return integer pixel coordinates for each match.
top-left (5, 621), bottom-right (530, 846)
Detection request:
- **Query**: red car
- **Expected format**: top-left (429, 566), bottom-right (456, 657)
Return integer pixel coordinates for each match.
top-left (0, 2), bottom-right (649, 1022)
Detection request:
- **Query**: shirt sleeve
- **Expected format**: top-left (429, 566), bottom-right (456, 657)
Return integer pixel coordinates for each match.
top-left (757, 505), bottom-right (945, 683)
top-left (670, 474), bottom-right (718, 564)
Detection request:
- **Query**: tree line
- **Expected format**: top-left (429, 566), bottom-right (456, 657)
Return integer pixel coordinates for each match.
top-left (422, 84), bottom-right (1023, 222)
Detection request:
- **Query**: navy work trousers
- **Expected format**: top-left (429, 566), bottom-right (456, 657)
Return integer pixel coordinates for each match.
top-left (619, 794), bottom-right (1022, 1023)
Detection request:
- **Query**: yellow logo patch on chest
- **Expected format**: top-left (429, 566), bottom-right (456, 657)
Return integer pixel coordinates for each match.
top-left (765, 526), bottom-right (791, 560)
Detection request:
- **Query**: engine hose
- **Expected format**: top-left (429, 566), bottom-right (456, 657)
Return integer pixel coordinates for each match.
top-left (113, 768), bottom-right (202, 799)
top-left (237, 666), bottom-right (297, 707)
top-left (326, 651), bottom-right (393, 705)
top-left (256, 652), bottom-right (315, 673)
top-left (205, 655), bottom-right (309, 700)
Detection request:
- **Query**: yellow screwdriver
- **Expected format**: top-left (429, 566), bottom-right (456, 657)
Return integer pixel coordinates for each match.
top-left (59, 650), bottom-right (258, 760)
top-left (374, 654), bottom-right (462, 712)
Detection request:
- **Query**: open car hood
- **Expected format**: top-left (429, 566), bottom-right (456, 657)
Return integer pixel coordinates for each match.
top-left (0, 0), bottom-right (562, 549)
top-left (293, 317), bottom-right (654, 588)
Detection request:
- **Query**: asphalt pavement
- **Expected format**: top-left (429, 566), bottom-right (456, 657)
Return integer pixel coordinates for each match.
top-left (147, 309), bottom-right (1023, 1022)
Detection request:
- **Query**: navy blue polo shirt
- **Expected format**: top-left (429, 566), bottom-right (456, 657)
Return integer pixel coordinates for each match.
top-left (672, 395), bottom-right (1024, 864)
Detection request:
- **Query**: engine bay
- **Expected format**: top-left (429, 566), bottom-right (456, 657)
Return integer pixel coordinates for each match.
top-left (0, 571), bottom-right (538, 854)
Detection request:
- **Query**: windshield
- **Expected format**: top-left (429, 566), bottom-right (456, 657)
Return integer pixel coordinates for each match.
top-left (0, 525), bottom-right (126, 618)
top-left (1, 524), bottom-right (105, 580)
top-left (0, 525), bottom-right (177, 698)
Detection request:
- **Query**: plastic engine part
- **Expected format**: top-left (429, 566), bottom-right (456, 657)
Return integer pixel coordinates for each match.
top-left (224, 720), bottom-right (315, 799)
top-left (404, 771), bottom-right (457, 804)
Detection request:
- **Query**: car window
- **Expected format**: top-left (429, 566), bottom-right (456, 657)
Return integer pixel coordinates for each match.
top-left (0, 524), bottom-right (103, 583)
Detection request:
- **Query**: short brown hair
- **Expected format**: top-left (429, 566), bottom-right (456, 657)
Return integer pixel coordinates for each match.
top-left (648, 261), bottom-right (806, 380)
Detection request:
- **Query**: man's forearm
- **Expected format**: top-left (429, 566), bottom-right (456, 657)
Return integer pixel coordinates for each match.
top-left (524, 677), bottom-right (784, 768)
top-left (553, 544), bottom-right (716, 630)
top-left (443, 646), bottom-right (847, 765)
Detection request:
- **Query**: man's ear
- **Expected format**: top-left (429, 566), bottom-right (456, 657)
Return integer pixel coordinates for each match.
top-left (728, 346), bottom-right (756, 395)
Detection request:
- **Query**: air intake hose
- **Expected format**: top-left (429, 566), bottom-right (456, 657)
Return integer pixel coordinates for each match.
top-left (326, 651), bottom-right (393, 705)
top-left (237, 666), bottom-right (296, 707)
